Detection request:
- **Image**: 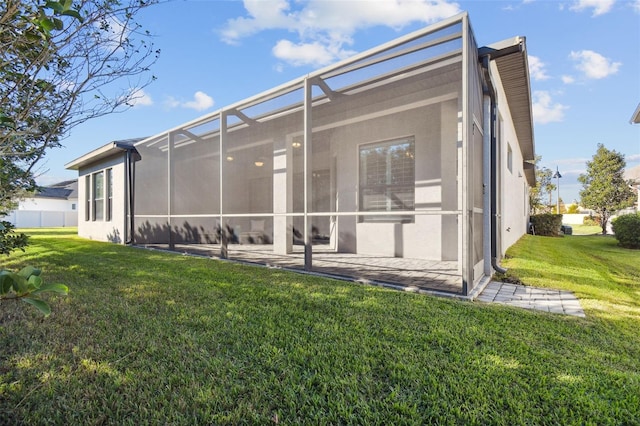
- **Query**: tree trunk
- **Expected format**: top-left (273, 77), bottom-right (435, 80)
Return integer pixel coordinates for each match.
top-left (600, 212), bottom-right (609, 235)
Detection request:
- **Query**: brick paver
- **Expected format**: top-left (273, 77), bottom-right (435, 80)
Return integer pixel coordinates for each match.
top-left (476, 281), bottom-right (585, 317)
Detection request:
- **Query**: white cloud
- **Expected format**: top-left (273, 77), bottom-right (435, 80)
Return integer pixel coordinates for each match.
top-left (633, 0), bottom-right (640, 13)
top-left (557, 157), bottom-right (590, 167)
top-left (164, 91), bottom-right (215, 111)
top-left (528, 55), bottom-right (550, 81)
top-left (569, 50), bottom-right (621, 79)
top-left (95, 15), bottom-right (131, 52)
top-left (532, 91), bottom-right (568, 124)
top-left (570, 0), bottom-right (615, 16)
top-left (272, 39), bottom-right (355, 67)
top-left (627, 153), bottom-right (640, 162)
top-left (183, 91), bottom-right (215, 111)
top-left (129, 89), bottom-right (153, 107)
top-left (561, 75), bottom-right (575, 84)
top-left (221, 0), bottom-right (462, 66)
top-left (221, 0), bottom-right (294, 44)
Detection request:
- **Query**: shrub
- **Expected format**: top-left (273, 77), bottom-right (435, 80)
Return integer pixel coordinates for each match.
top-left (583, 215), bottom-right (600, 226)
top-left (0, 266), bottom-right (69, 315)
top-left (611, 213), bottom-right (640, 249)
top-left (567, 204), bottom-right (580, 214)
top-left (530, 214), bottom-right (563, 236)
top-left (0, 221), bottom-right (29, 255)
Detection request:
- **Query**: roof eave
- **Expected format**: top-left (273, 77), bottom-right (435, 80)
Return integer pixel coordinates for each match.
top-left (65, 140), bottom-right (140, 170)
top-left (480, 37), bottom-right (536, 182)
top-left (631, 103), bottom-right (640, 124)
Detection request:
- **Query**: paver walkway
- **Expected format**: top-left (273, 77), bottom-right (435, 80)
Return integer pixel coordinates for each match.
top-left (476, 281), bottom-right (585, 317)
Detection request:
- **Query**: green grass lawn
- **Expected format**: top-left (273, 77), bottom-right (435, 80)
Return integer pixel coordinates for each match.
top-left (1, 229), bottom-right (639, 424)
top-left (570, 224), bottom-right (603, 235)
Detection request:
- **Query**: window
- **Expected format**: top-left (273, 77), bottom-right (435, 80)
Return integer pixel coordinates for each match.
top-left (85, 175), bottom-right (91, 221)
top-left (72, 203), bottom-right (76, 210)
top-left (507, 143), bottom-right (513, 174)
top-left (93, 171), bottom-right (104, 221)
top-left (359, 137), bottom-right (415, 222)
top-left (106, 168), bottom-right (113, 221)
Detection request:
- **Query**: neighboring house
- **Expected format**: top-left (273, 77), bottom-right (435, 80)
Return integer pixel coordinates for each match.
top-left (624, 164), bottom-right (640, 212)
top-left (66, 13), bottom-right (535, 298)
top-left (65, 139), bottom-right (143, 243)
top-left (630, 103), bottom-right (640, 124)
top-left (2, 180), bottom-right (78, 228)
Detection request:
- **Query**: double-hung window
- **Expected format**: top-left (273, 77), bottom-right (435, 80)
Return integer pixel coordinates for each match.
top-left (93, 171), bottom-right (104, 221)
top-left (359, 137), bottom-right (415, 222)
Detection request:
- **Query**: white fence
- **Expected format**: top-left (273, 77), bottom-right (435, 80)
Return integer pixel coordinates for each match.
top-left (561, 214), bottom-right (589, 225)
top-left (1, 210), bottom-right (78, 228)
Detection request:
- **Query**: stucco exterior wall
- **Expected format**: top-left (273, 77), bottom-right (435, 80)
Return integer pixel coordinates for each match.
top-left (490, 61), bottom-right (531, 255)
top-left (77, 153), bottom-right (128, 243)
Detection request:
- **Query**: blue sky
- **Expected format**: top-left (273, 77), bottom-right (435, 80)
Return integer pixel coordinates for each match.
top-left (43, 0), bottom-right (640, 204)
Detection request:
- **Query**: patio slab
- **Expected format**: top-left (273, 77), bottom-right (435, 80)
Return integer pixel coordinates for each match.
top-left (476, 281), bottom-right (585, 317)
top-left (146, 243), bottom-right (464, 294)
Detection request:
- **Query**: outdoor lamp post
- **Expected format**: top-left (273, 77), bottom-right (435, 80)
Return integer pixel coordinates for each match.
top-left (553, 166), bottom-right (562, 214)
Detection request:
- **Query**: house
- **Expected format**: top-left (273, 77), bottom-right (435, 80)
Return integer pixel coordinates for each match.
top-left (624, 164), bottom-right (640, 212)
top-left (66, 13), bottom-right (535, 298)
top-left (65, 138), bottom-right (143, 243)
top-left (1, 180), bottom-right (78, 228)
top-left (630, 103), bottom-right (640, 124)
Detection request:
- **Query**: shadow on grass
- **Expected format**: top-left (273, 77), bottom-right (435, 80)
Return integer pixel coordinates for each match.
top-left (1, 232), bottom-right (639, 423)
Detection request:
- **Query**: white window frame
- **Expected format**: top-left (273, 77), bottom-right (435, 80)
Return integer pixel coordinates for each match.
top-left (358, 137), bottom-right (415, 223)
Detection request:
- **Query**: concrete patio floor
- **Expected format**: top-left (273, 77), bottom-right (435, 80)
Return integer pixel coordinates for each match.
top-left (476, 281), bottom-right (586, 317)
top-left (138, 243), bottom-right (586, 317)
top-left (141, 242), bottom-right (463, 294)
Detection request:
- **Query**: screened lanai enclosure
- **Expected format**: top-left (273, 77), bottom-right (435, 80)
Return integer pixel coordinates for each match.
top-left (131, 14), bottom-right (497, 296)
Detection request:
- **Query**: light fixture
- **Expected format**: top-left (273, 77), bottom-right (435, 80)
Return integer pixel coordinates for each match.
top-left (254, 159), bottom-right (264, 167)
top-left (292, 141), bottom-right (301, 148)
top-left (226, 155), bottom-right (234, 162)
top-left (553, 166), bottom-right (562, 214)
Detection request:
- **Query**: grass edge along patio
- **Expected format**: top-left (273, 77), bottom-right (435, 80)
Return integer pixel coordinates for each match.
top-left (66, 12), bottom-right (535, 297)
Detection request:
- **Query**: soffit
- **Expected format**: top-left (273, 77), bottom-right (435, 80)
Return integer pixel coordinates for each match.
top-left (480, 37), bottom-right (535, 186)
top-left (65, 138), bottom-right (143, 170)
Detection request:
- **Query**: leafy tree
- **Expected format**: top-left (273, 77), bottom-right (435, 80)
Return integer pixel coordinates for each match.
top-left (1, 0), bottom-right (159, 213)
top-left (0, 221), bottom-right (28, 255)
top-left (578, 144), bottom-right (635, 234)
top-left (567, 204), bottom-right (580, 214)
top-left (529, 156), bottom-right (556, 213)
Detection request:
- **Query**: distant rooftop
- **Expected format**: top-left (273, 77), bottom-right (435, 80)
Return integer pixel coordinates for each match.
top-left (37, 180), bottom-right (78, 200)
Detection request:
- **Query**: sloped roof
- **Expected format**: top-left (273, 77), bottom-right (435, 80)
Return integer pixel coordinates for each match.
top-left (65, 138), bottom-right (144, 170)
top-left (625, 164), bottom-right (640, 183)
top-left (631, 103), bottom-right (640, 124)
top-left (36, 180), bottom-right (78, 200)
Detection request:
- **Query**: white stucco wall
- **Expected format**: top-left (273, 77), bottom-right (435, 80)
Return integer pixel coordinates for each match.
top-left (77, 153), bottom-right (128, 243)
top-left (490, 62), bottom-right (531, 256)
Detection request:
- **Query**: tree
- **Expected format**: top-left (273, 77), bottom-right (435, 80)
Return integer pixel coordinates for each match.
top-left (578, 144), bottom-right (635, 234)
top-left (529, 156), bottom-right (556, 213)
top-left (1, 0), bottom-right (159, 213)
top-left (0, 221), bottom-right (28, 255)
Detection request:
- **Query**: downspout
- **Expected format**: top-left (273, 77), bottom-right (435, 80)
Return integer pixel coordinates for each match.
top-left (125, 149), bottom-right (135, 245)
top-left (480, 55), bottom-right (508, 275)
